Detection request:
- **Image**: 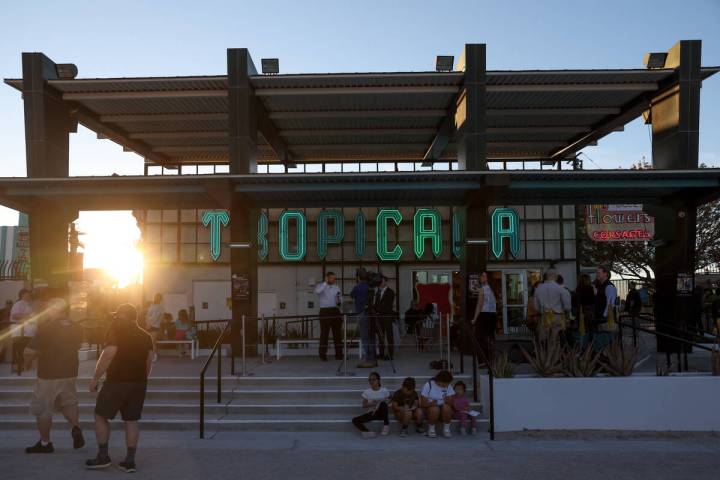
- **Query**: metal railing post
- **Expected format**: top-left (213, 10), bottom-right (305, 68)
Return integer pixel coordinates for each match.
top-left (472, 347), bottom-right (478, 402)
top-left (261, 314), bottom-right (266, 364)
top-left (242, 314), bottom-right (247, 377)
top-left (447, 313), bottom-right (452, 371)
top-left (199, 374), bottom-right (205, 439)
top-left (217, 340), bottom-right (222, 404)
top-left (343, 314), bottom-right (348, 376)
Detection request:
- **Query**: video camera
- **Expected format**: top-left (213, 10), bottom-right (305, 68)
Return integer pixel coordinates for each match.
top-left (357, 267), bottom-right (383, 288)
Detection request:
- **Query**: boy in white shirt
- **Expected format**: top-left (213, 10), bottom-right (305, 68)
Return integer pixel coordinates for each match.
top-left (420, 370), bottom-right (455, 438)
top-left (351, 372), bottom-right (390, 438)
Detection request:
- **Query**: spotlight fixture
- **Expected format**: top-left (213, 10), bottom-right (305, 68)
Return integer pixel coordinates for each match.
top-left (435, 55), bottom-right (454, 72)
top-left (643, 52), bottom-right (668, 69)
top-left (261, 58), bottom-right (279, 75)
top-left (55, 63), bottom-right (78, 79)
top-left (466, 238), bottom-right (489, 245)
top-left (228, 242), bottom-right (253, 249)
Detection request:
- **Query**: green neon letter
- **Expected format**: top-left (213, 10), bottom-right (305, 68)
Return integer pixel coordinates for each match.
top-left (413, 208), bottom-right (442, 258)
top-left (491, 208), bottom-right (520, 259)
top-left (279, 210), bottom-right (306, 261)
top-left (355, 212), bottom-right (365, 258)
top-left (376, 209), bottom-right (403, 261)
top-left (317, 210), bottom-right (344, 260)
top-left (201, 210), bottom-right (229, 262)
top-left (257, 212), bottom-right (268, 260)
top-left (452, 210), bottom-right (464, 259)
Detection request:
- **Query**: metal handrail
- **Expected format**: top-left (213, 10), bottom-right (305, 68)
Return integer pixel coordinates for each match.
top-left (459, 320), bottom-right (495, 441)
top-left (199, 318), bottom-right (232, 439)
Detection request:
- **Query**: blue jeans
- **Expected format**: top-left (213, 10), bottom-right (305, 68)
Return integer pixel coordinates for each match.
top-left (357, 313), bottom-right (375, 361)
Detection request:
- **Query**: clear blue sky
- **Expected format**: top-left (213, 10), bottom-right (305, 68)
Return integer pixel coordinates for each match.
top-left (0, 0), bottom-right (719, 225)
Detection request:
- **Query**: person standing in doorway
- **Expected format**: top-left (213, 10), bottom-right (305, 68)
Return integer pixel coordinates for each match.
top-left (351, 269), bottom-right (375, 368)
top-left (145, 293), bottom-right (164, 359)
top-left (314, 272), bottom-right (343, 362)
top-left (11, 289), bottom-right (35, 375)
top-left (471, 272), bottom-right (497, 365)
top-left (593, 266), bottom-right (617, 350)
top-left (24, 297), bottom-right (85, 453)
top-left (86, 304), bottom-right (153, 473)
top-left (369, 274), bottom-right (395, 361)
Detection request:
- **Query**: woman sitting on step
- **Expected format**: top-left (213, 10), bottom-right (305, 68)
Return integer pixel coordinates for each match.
top-left (351, 372), bottom-right (390, 438)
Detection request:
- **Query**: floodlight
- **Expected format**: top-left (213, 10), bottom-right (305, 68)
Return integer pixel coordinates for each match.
top-left (261, 58), bottom-right (279, 75)
top-left (229, 242), bottom-right (252, 249)
top-left (435, 56), bottom-right (454, 72)
top-left (466, 238), bottom-right (489, 245)
top-left (55, 63), bottom-right (78, 79)
top-left (643, 52), bottom-right (668, 69)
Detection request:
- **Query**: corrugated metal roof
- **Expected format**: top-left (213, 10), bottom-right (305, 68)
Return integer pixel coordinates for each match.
top-left (3, 66), bottom-right (718, 166)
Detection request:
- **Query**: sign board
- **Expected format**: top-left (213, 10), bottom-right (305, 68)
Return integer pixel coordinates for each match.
top-left (586, 204), bottom-right (654, 242)
top-left (231, 273), bottom-right (250, 302)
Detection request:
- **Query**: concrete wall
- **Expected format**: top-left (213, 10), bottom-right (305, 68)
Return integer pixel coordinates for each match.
top-left (493, 375), bottom-right (720, 432)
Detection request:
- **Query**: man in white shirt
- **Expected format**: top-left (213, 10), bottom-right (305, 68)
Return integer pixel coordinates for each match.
top-left (10, 289), bottom-right (34, 375)
top-left (314, 272), bottom-right (343, 361)
top-left (471, 272), bottom-right (497, 365)
top-left (144, 293), bottom-right (164, 358)
top-left (534, 269), bottom-right (572, 340)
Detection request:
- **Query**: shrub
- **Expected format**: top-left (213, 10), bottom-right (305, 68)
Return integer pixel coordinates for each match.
top-left (563, 345), bottom-right (601, 377)
top-left (600, 337), bottom-right (638, 376)
top-left (520, 335), bottom-right (564, 377)
top-left (489, 351), bottom-right (517, 378)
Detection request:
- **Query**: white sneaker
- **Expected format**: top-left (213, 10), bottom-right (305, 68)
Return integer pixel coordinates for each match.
top-left (380, 425), bottom-right (390, 436)
top-left (361, 431), bottom-right (376, 439)
top-left (442, 424), bottom-right (452, 438)
top-left (427, 426), bottom-right (437, 438)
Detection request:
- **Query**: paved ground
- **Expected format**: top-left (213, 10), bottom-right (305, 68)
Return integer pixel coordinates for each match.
top-left (1, 429), bottom-right (719, 480)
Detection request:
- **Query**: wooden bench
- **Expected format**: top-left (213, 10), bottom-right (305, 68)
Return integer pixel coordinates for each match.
top-left (275, 339), bottom-right (363, 360)
top-left (156, 340), bottom-right (198, 359)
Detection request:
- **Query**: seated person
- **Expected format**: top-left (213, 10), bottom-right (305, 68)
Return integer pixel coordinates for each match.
top-left (451, 381), bottom-right (478, 435)
top-left (174, 309), bottom-right (196, 356)
top-left (351, 372), bottom-right (390, 438)
top-left (403, 301), bottom-right (424, 335)
top-left (160, 312), bottom-right (174, 340)
top-left (420, 369), bottom-right (455, 438)
top-left (391, 377), bottom-right (425, 437)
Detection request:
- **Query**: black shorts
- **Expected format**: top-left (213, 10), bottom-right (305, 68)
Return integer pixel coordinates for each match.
top-left (95, 382), bottom-right (147, 421)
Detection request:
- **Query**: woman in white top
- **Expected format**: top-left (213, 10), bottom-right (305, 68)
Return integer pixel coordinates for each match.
top-left (10, 289), bottom-right (35, 375)
top-left (420, 370), bottom-right (455, 438)
top-left (351, 372), bottom-right (390, 438)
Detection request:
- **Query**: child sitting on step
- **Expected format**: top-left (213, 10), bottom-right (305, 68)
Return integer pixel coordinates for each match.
top-left (451, 381), bottom-right (478, 435)
top-left (351, 371), bottom-right (390, 438)
top-left (390, 377), bottom-right (425, 437)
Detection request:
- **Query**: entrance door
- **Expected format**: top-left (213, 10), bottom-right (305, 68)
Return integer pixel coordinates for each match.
top-left (502, 270), bottom-right (527, 334)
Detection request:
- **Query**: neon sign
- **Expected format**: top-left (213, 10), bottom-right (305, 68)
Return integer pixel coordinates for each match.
top-left (201, 210), bottom-right (229, 261)
top-left (203, 207), bottom-right (519, 262)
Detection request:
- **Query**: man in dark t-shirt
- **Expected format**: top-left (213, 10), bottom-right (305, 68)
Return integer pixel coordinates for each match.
top-left (23, 297), bottom-right (85, 453)
top-left (86, 304), bottom-right (153, 473)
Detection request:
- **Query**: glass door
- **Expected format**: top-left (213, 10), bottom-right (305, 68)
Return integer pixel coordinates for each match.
top-left (502, 270), bottom-right (527, 334)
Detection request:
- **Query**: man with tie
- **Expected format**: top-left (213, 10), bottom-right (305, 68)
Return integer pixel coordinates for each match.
top-left (314, 272), bottom-right (343, 362)
top-left (369, 275), bottom-right (396, 361)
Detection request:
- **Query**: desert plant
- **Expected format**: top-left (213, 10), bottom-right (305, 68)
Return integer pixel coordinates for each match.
top-left (489, 351), bottom-right (517, 378)
top-left (562, 345), bottom-right (601, 377)
top-left (520, 335), bottom-right (564, 377)
top-left (600, 337), bottom-right (638, 376)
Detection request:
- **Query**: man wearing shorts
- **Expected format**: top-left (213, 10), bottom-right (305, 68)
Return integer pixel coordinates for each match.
top-left (86, 304), bottom-right (153, 473)
top-left (24, 297), bottom-right (85, 453)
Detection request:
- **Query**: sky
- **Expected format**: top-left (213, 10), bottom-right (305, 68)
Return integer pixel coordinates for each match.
top-left (0, 0), bottom-right (718, 280)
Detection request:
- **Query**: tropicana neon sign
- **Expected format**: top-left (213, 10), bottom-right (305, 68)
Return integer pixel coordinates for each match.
top-left (202, 208), bottom-right (520, 262)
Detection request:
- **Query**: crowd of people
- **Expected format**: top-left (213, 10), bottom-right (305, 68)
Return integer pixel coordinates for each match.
top-left (351, 370), bottom-right (478, 438)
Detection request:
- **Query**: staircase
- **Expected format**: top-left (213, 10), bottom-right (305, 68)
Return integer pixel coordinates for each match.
top-left (0, 375), bottom-right (485, 434)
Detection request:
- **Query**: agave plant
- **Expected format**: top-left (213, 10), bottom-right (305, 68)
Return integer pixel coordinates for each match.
top-left (520, 335), bottom-right (564, 377)
top-left (489, 351), bottom-right (517, 378)
top-left (563, 345), bottom-right (601, 377)
top-left (600, 337), bottom-right (638, 376)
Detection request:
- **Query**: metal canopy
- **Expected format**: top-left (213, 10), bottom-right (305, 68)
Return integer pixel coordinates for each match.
top-left (0, 169), bottom-right (717, 211)
top-left (5, 67), bottom-right (718, 166)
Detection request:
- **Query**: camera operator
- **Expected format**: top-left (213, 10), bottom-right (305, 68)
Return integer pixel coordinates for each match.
top-left (352, 269), bottom-right (376, 368)
top-left (368, 274), bottom-right (396, 361)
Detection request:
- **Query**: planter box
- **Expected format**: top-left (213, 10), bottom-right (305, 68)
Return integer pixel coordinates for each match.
top-left (493, 375), bottom-right (720, 432)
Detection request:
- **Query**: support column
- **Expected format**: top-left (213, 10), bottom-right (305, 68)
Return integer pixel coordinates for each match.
top-left (22, 52), bottom-right (77, 287)
top-left (648, 40), bottom-right (702, 353)
top-left (228, 48), bottom-right (259, 356)
top-left (456, 44), bottom-right (487, 171)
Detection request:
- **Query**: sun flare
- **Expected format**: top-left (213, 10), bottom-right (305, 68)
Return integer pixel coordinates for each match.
top-left (75, 211), bottom-right (143, 288)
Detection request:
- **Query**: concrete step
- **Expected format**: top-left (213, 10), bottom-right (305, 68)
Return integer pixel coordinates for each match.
top-left (0, 402), bottom-right (483, 416)
top-left (0, 417), bottom-right (489, 432)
